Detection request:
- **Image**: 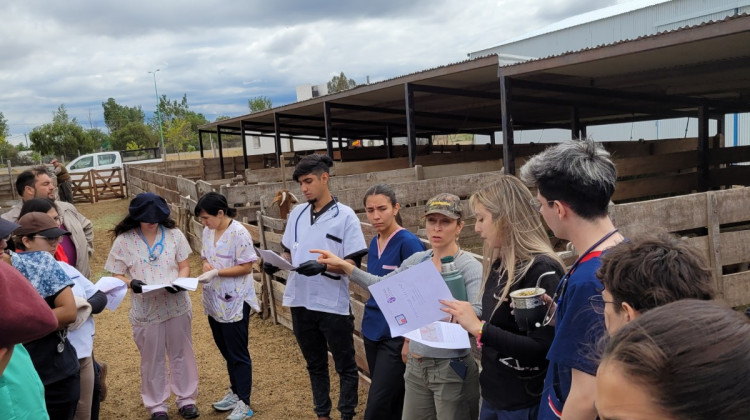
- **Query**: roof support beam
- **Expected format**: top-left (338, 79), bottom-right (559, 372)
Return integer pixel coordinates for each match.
top-left (216, 125), bottom-right (226, 178)
top-left (240, 120), bottom-right (248, 170)
top-left (324, 102), bottom-right (334, 159)
top-left (198, 130), bottom-right (205, 158)
top-left (405, 83), bottom-right (417, 167)
top-left (273, 113), bottom-right (282, 167)
top-left (698, 104), bottom-right (710, 192)
top-left (409, 83), bottom-right (500, 100)
top-left (511, 78), bottom-right (745, 110)
top-left (500, 74), bottom-right (515, 175)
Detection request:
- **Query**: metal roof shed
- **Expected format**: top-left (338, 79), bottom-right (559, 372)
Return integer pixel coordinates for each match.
top-left (200, 14), bottom-right (750, 187)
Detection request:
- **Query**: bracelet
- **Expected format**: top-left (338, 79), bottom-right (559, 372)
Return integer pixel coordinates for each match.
top-left (476, 321), bottom-right (486, 349)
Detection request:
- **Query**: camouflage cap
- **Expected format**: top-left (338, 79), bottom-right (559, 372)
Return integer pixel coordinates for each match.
top-left (424, 193), bottom-right (462, 219)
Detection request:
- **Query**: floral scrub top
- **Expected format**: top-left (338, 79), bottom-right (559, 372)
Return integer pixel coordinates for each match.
top-left (105, 226), bottom-right (192, 327)
top-left (201, 220), bottom-right (259, 322)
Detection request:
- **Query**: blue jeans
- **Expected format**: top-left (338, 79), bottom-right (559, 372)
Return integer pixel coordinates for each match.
top-left (291, 306), bottom-right (358, 419)
top-left (479, 399), bottom-right (538, 420)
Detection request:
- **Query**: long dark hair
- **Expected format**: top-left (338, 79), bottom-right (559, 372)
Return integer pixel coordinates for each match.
top-left (111, 215), bottom-right (176, 239)
top-left (363, 183), bottom-right (403, 226)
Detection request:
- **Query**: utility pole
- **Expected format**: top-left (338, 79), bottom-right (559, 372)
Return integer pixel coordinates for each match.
top-left (149, 69), bottom-right (167, 161)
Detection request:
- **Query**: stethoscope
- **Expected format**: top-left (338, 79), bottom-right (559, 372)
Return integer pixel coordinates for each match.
top-left (138, 225), bottom-right (165, 262)
top-left (538, 229), bottom-right (619, 327)
top-left (293, 199), bottom-right (340, 250)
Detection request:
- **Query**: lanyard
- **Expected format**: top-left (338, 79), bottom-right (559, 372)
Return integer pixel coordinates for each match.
top-left (540, 229), bottom-right (619, 327)
top-left (138, 225), bottom-right (165, 262)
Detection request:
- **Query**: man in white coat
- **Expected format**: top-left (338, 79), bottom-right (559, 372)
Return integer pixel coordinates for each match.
top-left (263, 154), bottom-right (367, 420)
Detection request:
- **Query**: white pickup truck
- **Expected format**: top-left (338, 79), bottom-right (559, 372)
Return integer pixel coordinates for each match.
top-left (66, 148), bottom-right (162, 174)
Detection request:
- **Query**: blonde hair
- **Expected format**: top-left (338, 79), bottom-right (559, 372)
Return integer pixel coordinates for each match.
top-left (469, 175), bottom-right (562, 312)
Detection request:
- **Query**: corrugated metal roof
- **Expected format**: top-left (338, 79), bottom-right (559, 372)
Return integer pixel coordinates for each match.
top-left (498, 12), bottom-right (750, 68)
top-left (498, 0), bottom-right (672, 46)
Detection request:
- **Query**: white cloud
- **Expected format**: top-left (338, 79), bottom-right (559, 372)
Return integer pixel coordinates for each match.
top-left (0, 0), bottom-right (618, 144)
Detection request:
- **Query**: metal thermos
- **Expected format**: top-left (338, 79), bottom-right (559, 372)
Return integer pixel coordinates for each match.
top-left (440, 256), bottom-right (467, 301)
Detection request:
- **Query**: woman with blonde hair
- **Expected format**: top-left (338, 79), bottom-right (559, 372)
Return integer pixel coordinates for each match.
top-left (442, 175), bottom-right (564, 420)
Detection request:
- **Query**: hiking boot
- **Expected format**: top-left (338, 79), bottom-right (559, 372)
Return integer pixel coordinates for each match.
top-left (213, 389), bottom-right (239, 412)
top-left (226, 400), bottom-right (253, 420)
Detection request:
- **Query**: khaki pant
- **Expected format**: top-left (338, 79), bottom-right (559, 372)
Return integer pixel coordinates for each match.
top-left (402, 354), bottom-right (479, 420)
top-left (74, 356), bottom-right (94, 420)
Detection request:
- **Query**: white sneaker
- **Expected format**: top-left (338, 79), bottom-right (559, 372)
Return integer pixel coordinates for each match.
top-left (213, 389), bottom-right (239, 412)
top-left (226, 400), bottom-right (253, 420)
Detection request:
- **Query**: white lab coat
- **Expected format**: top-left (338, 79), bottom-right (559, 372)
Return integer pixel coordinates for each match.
top-left (281, 200), bottom-right (367, 315)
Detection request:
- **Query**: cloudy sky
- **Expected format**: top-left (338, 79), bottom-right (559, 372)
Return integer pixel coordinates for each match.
top-left (0, 0), bottom-right (627, 145)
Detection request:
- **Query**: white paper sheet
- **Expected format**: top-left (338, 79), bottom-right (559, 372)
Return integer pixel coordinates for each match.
top-left (368, 259), bottom-right (455, 337)
top-left (257, 248), bottom-right (296, 271)
top-left (402, 321), bottom-right (471, 349)
top-left (94, 276), bottom-right (128, 311)
top-left (141, 277), bottom-right (200, 293)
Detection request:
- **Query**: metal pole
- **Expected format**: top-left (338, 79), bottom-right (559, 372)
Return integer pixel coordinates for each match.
top-left (149, 69), bottom-right (167, 161)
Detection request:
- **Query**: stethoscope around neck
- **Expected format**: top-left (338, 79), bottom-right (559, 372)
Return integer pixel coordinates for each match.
top-left (138, 225), bottom-right (165, 262)
top-left (293, 199), bottom-right (340, 249)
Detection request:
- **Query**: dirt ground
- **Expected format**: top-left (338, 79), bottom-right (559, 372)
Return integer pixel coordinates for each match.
top-left (79, 198), bottom-right (368, 420)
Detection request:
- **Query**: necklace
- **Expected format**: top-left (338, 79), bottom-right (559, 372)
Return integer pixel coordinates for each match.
top-left (138, 225), bottom-right (165, 262)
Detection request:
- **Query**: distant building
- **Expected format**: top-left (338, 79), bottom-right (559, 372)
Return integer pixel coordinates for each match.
top-left (469, 0), bottom-right (750, 146)
top-left (296, 84), bottom-right (329, 102)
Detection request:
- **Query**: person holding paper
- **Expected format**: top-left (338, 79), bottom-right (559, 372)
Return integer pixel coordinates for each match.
top-left (440, 176), bottom-right (564, 420)
top-left (9, 212), bottom-right (80, 419)
top-left (314, 193), bottom-right (482, 420)
top-left (105, 193), bottom-right (199, 420)
top-left (262, 154), bottom-right (368, 420)
top-left (195, 192), bottom-right (259, 420)
top-left (18, 197), bottom-right (108, 420)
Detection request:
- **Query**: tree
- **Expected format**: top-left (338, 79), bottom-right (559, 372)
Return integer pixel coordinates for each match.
top-left (150, 94), bottom-right (207, 152)
top-left (0, 111), bottom-right (9, 139)
top-left (327, 72), bottom-right (357, 94)
top-left (164, 118), bottom-right (192, 153)
top-left (111, 122), bottom-right (158, 151)
top-left (248, 96), bottom-right (272, 113)
top-left (29, 104), bottom-right (96, 158)
top-left (102, 98), bottom-right (146, 134)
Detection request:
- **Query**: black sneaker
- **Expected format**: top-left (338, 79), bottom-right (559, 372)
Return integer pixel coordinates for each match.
top-left (151, 412), bottom-right (168, 420)
top-left (179, 404), bottom-right (200, 419)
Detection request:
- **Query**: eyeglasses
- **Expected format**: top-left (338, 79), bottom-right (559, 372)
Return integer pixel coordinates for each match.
top-left (33, 235), bottom-right (62, 245)
top-left (589, 295), bottom-right (617, 314)
top-left (529, 197), bottom-right (555, 213)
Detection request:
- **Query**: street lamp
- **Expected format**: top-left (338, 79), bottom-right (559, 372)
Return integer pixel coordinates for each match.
top-left (148, 69), bottom-right (167, 161)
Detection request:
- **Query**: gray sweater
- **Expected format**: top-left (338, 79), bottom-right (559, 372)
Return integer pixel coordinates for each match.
top-left (350, 249), bottom-right (482, 358)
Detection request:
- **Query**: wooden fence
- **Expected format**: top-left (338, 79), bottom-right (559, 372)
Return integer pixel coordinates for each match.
top-left (125, 141), bottom-right (750, 390)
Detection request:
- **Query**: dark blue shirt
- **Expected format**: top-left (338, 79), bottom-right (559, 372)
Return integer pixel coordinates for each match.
top-left (539, 253), bottom-right (606, 420)
top-left (361, 229), bottom-right (425, 341)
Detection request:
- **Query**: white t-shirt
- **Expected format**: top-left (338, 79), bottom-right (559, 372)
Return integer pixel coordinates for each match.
top-left (200, 219), bottom-right (259, 322)
top-left (281, 200), bottom-right (367, 315)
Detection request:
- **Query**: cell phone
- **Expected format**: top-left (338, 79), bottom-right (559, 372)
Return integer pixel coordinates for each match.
top-left (449, 359), bottom-right (467, 380)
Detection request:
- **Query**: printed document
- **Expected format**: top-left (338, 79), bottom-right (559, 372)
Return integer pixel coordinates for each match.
top-left (142, 277), bottom-right (199, 293)
top-left (257, 248), bottom-right (296, 270)
top-left (369, 259), bottom-right (455, 337)
top-left (403, 321), bottom-right (471, 349)
top-left (95, 276), bottom-right (128, 311)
